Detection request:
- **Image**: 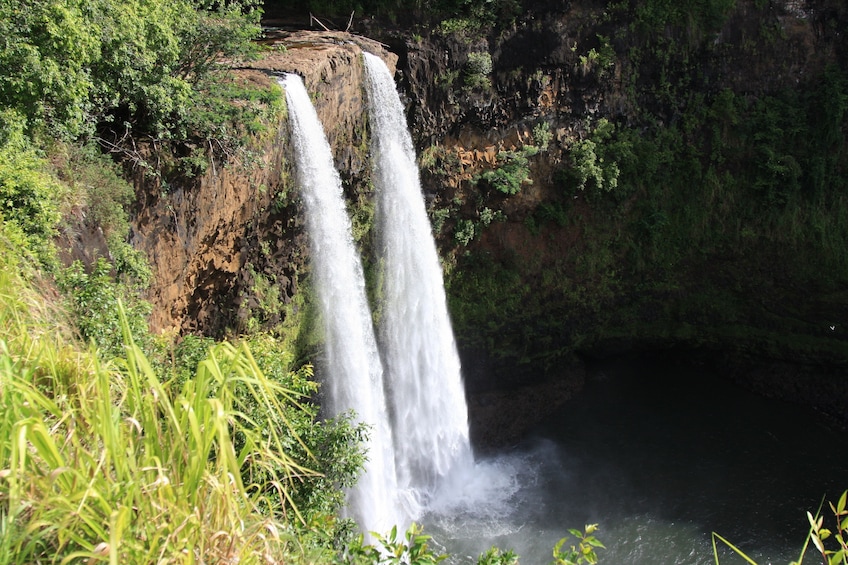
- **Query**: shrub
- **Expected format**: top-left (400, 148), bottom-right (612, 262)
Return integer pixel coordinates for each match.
top-left (439, 17), bottom-right (480, 36)
top-left (533, 121), bottom-right (554, 151)
top-left (566, 119), bottom-right (626, 195)
top-left (238, 333), bottom-right (369, 532)
top-left (348, 523), bottom-right (447, 564)
top-left (0, 0), bottom-right (262, 142)
top-left (479, 206), bottom-right (505, 227)
top-left (53, 141), bottom-right (135, 238)
top-left (0, 0), bottom-right (100, 138)
top-left (455, 218), bottom-right (478, 245)
top-left (551, 524), bottom-right (606, 565)
top-left (0, 110), bottom-right (63, 265)
top-left (431, 206), bottom-right (452, 234)
top-left (478, 148), bottom-right (534, 195)
top-left (477, 547), bottom-right (519, 564)
top-left (56, 258), bottom-right (152, 358)
top-left (464, 51), bottom-right (493, 89)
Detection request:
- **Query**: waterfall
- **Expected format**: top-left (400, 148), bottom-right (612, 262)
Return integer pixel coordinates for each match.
top-left (281, 74), bottom-right (402, 535)
top-left (363, 52), bottom-right (474, 515)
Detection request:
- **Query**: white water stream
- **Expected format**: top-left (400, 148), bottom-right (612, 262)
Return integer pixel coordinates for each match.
top-left (363, 52), bottom-right (475, 516)
top-left (284, 54), bottom-right (482, 537)
top-left (282, 74), bottom-right (401, 535)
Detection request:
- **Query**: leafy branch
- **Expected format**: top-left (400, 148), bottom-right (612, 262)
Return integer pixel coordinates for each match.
top-left (551, 524), bottom-right (606, 565)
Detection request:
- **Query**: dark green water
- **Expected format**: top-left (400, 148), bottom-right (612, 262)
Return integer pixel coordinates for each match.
top-left (422, 356), bottom-right (847, 564)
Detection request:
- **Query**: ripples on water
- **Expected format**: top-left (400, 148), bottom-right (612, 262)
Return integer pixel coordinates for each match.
top-left (422, 356), bottom-right (847, 565)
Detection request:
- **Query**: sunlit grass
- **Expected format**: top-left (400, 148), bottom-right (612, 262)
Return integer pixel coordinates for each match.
top-left (0, 235), bottom-right (322, 564)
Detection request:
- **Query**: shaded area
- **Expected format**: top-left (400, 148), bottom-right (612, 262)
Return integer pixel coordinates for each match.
top-left (425, 353), bottom-right (848, 564)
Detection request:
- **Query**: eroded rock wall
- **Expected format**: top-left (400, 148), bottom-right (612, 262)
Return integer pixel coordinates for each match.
top-left (129, 2), bottom-right (848, 443)
top-left (366, 0), bottom-right (848, 429)
top-left (132, 32), bottom-right (396, 336)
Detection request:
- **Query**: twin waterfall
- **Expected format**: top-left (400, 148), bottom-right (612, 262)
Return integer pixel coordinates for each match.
top-left (282, 53), bottom-right (473, 535)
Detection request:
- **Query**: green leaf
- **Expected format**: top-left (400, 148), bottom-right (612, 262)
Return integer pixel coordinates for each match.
top-left (586, 537), bottom-right (606, 548)
top-left (812, 532), bottom-right (826, 555)
top-left (712, 532), bottom-right (759, 565)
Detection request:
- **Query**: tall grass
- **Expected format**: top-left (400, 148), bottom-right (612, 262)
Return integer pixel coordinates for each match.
top-left (0, 234), bottom-right (321, 564)
top-left (712, 491), bottom-right (848, 565)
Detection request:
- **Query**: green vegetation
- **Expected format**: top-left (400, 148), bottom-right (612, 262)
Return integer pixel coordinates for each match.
top-left (564, 119), bottom-right (625, 196)
top-left (552, 524), bottom-right (606, 565)
top-left (1, 0), bottom-right (845, 561)
top-left (426, 121), bottom-right (551, 248)
top-left (805, 493), bottom-right (848, 565)
top-left (713, 491), bottom-right (848, 565)
top-left (0, 1), bottom-right (360, 560)
top-left (598, 67), bottom-right (848, 280)
top-left (285, 0), bottom-right (520, 32)
top-left (57, 258), bottom-right (153, 358)
top-left (0, 112), bottom-right (64, 265)
top-left (0, 0), bottom-right (263, 141)
top-left (0, 223), bottom-right (608, 561)
top-left (448, 61), bottom-right (848, 371)
top-left (0, 239), bottom-right (289, 562)
top-left (464, 51), bottom-right (493, 89)
top-left (577, 36), bottom-right (616, 78)
top-left (434, 1), bottom-right (848, 412)
top-left (477, 147), bottom-right (537, 195)
top-left (0, 0), bottom-right (282, 189)
top-left (0, 3), bottom-right (605, 557)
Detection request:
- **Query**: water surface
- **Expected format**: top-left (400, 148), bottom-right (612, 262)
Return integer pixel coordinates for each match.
top-left (422, 356), bottom-right (847, 564)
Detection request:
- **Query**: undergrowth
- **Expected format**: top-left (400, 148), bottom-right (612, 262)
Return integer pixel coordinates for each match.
top-left (0, 234), bottom-right (319, 563)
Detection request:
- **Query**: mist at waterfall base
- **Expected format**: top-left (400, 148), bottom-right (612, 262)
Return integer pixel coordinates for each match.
top-left (420, 356), bottom-right (848, 565)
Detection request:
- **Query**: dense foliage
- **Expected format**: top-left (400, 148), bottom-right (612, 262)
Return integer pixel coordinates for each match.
top-left (0, 0), bottom-right (262, 140)
top-left (0, 110), bottom-right (64, 265)
top-left (265, 0), bottom-right (521, 28)
top-left (0, 235), bottom-right (371, 562)
top-left (0, 0), bottom-right (366, 561)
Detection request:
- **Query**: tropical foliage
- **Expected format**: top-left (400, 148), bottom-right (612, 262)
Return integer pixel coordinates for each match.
top-left (0, 0), bottom-right (262, 140)
top-left (0, 231), bottom-right (366, 563)
top-left (0, 111), bottom-right (63, 265)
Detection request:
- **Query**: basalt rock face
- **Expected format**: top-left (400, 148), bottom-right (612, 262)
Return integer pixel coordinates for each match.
top-left (388, 0), bottom-right (842, 166)
top-left (131, 2), bottom-right (848, 445)
top-left (379, 0), bottom-right (846, 237)
top-left (132, 32), bottom-right (395, 336)
top-left (366, 0), bottom-right (848, 428)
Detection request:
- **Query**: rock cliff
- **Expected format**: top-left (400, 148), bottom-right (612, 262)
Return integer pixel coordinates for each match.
top-left (132, 32), bottom-right (395, 336)
top-left (130, 0), bottom-right (848, 445)
top-left (372, 0), bottom-right (848, 430)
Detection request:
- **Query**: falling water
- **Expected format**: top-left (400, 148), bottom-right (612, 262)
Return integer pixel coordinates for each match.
top-left (281, 73), bottom-right (402, 535)
top-left (363, 52), bottom-right (474, 516)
